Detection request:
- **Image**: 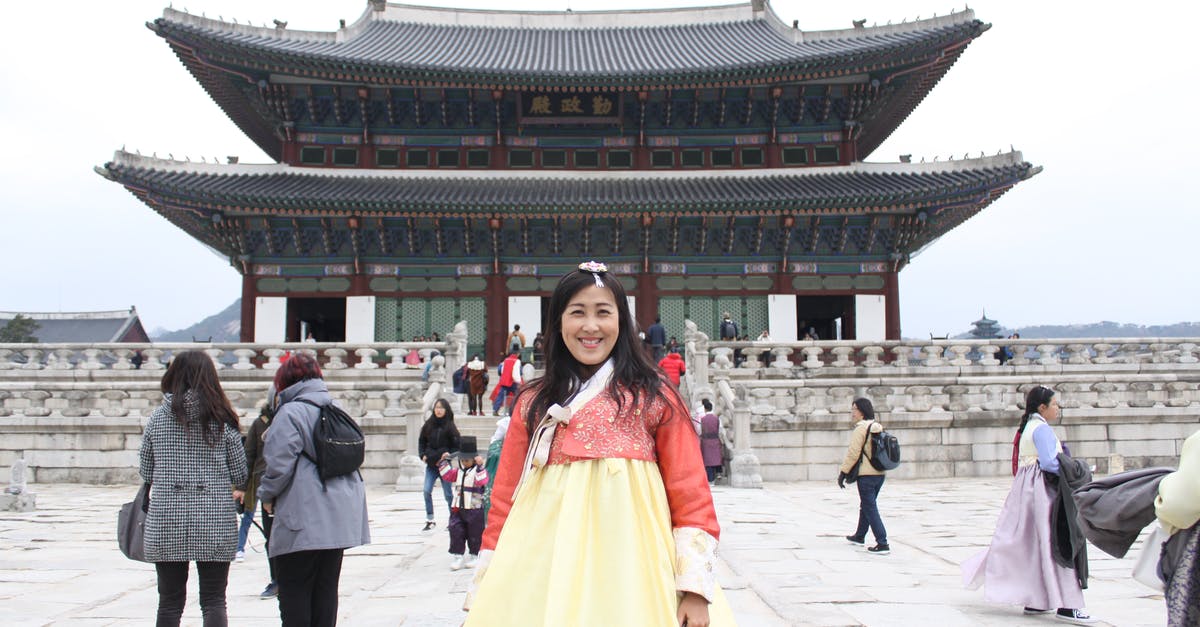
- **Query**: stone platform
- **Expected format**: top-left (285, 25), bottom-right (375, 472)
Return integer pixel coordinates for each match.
top-left (0, 480), bottom-right (1168, 626)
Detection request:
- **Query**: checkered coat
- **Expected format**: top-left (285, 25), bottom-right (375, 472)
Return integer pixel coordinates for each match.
top-left (138, 393), bottom-right (248, 562)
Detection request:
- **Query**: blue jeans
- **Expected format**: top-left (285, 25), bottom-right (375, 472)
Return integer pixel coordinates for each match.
top-left (236, 509), bottom-right (254, 552)
top-left (854, 475), bottom-right (887, 545)
top-left (423, 466), bottom-right (452, 520)
top-left (492, 384), bottom-right (517, 414)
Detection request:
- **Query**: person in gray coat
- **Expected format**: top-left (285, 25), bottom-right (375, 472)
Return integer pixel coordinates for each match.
top-left (139, 350), bottom-right (248, 626)
top-left (258, 352), bottom-right (370, 627)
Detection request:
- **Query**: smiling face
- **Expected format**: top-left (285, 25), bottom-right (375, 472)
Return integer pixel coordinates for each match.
top-left (560, 284), bottom-right (620, 378)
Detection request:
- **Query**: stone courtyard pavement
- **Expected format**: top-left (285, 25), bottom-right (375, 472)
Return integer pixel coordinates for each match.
top-left (1, 479), bottom-right (1167, 626)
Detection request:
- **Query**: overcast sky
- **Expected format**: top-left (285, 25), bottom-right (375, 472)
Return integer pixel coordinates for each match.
top-left (1, 0), bottom-right (1196, 336)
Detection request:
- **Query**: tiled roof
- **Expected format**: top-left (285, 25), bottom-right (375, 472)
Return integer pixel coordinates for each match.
top-left (99, 151), bottom-right (1038, 217)
top-left (151, 3), bottom-right (985, 87)
top-left (0, 310), bottom-right (146, 343)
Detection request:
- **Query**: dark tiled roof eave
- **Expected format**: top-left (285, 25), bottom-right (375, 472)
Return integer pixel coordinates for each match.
top-left (102, 157), bottom-right (1037, 219)
top-left (151, 16), bottom-right (985, 89)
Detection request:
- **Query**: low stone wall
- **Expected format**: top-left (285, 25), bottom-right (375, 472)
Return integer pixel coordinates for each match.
top-left (0, 341), bottom-right (462, 485)
top-left (3, 335), bottom-right (1198, 485)
top-left (681, 333), bottom-right (1200, 483)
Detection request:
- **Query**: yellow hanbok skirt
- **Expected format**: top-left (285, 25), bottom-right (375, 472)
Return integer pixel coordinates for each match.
top-left (466, 457), bottom-right (736, 626)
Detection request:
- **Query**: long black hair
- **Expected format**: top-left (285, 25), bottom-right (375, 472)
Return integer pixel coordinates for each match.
top-left (160, 350), bottom-right (240, 446)
top-left (1018, 385), bottom-right (1055, 436)
top-left (853, 397), bottom-right (875, 421)
top-left (522, 265), bottom-right (668, 436)
top-left (419, 398), bottom-right (459, 441)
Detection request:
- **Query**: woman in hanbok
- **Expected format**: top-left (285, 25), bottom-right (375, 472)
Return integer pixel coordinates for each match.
top-left (962, 386), bottom-right (1096, 624)
top-left (465, 261), bottom-right (735, 626)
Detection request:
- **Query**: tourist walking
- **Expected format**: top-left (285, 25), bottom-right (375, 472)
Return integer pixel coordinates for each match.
top-left (837, 398), bottom-right (889, 555)
top-left (492, 348), bottom-right (522, 416)
top-left (257, 353), bottom-right (370, 627)
top-left (505, 324), bottom-right (526, 354)
top-left (657, 350), bottom-right (686, 387)
top-left (238, 400), bottom-right (278, 599)
top-left (439, 436), bottom-right (489, 570)
top-left (138, 349), bottom-right (248, 626)
top-left (646, 315), bottom-right (667, 360)
top-left (466, 354), bottom-right (488, 416)
top-left (962, 386), bottom-right (1096, 624)
top-left (465, 261), bottom-right (736, 626)
top-left (698, 399), bottom-right (724, 483)
top-left (419, 398), bottom-right (461, 530)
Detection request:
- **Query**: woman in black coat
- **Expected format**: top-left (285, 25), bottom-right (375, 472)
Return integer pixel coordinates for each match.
top-left (418, 398), bottom-right (461, 531)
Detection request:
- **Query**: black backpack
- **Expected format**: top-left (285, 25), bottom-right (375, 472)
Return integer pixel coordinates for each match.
top-left (295, 399), bottom-right (365, 483)
top-left (868, 424), bottom-right (901, 471)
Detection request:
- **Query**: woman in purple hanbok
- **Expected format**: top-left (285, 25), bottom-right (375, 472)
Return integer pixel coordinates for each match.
top-left (962, 386), bottom-right (1097, 625)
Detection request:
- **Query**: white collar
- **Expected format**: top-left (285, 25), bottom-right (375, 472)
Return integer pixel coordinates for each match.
top-left (574, 358), bottom-right (614, 400)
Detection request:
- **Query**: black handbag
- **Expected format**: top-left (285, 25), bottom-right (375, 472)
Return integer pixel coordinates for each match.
top-left (118, 483), bottom-right (150, 562)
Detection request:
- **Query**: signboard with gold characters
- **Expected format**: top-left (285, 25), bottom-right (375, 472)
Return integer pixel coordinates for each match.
top-left (519, 91), bottom-right (621, 123)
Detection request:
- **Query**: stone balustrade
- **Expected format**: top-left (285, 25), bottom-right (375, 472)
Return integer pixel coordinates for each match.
top-left (0, 336), bottom-right (467, 486)
top-left (4, 331), bottom-right (1199, 487)
top-left (679, 330), bottom-right (1200, 484)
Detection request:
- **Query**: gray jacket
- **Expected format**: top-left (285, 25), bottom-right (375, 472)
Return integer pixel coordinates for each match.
top-left (139, 393), bottom-right (248, 562)
top-left (257, 378), bottom-right (370, 557)
top-left (1073, 466), bottom-right (1173, 558)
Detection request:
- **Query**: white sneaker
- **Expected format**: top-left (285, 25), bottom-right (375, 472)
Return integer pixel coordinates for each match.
top-left (1055, 609), bottom-right (1096, 624)
top-left (235, 551), bottom-right (245, 562)
top-left (466, 554), bottom-right (479, 568)
top-left (450, 555), bottom-right (465, 571)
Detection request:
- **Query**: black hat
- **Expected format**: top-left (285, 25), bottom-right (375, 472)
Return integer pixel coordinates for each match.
top-left (458, 436), bottom-right (478, 456)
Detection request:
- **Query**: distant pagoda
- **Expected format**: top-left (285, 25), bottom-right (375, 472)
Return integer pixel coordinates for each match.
top-left (99, 1), bottom-right (1039, 355)
top-left (969, 311), bottom-right (1002, 339)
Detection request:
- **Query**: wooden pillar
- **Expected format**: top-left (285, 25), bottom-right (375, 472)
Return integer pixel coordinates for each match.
top-left (635, 272), bottom-right (656, 334)
top-left (884, 271), bottom-right (901, 340)
top-left (240, 273), bottom-right (256, 342)
top-left (487, 272), bottom-right (508, 362)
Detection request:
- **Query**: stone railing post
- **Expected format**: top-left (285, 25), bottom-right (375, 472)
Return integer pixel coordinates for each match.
top-left (716, 379), bottom-right (760, 489)
top-left (101, 390), bottom-right (130, 417)
top-left (385, 348), bottom-right (408, 370)
top-left (324, 348), bottom-right (349, 370)
top-left (1036, 344), bottom-right (1061, 366)
top-left (1179, 343), bottom-right (1198, 364)
top-left (48, 348), bottom-right (75, 370)
top-left (80, 349), bottom-right (104, 370)
top-left (890, 345), bottom-right (911, 368)
top-left (23, 390), bottom-right (51, 416)
top-left (354, 348), bottom-right (379, 369)
top-left (861, 345), bottom-right (885, 368)
top-left (1009, 343), bottom-right (1031, 366)
top-left (21, 349), bottom-right (45, 370)
top-left (142, 348), bottom-right (166, 370)
top-left (830, 346), bottom-right (854, 368)
top-left (0, 348), bottom-right (13, 370)
top-left (947, 344), bottom-right (972, 367)
top-left (978, 344), bottom-right (1000, 366)
top-left (683, 321), bottom-right (712, 408)
top-left (1090, 343), bottom-right (1114, 365)
top-left (801, 346), bottom-right (824, 369)
top-left (1063, 343), bottom-right (1089, 365)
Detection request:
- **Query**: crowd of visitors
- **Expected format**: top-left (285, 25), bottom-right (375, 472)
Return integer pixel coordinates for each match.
top-left (126, 265), bottom-right (1198, 627)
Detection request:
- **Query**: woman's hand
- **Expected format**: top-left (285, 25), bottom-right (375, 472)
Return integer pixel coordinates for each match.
top-left (232, 489), bottom-right (245, 503)
top-left (677, 591), bottom-right (710, 627)
top-left (474, 455), bottom-right (485, 467)
top-left (262, 502), bottom-right (273, 515)
top-left (440, 452), bottom-right (451, 461)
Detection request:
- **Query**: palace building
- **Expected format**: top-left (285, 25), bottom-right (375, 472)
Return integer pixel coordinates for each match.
top-left (99, 0), bottom-right (1038, 357)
